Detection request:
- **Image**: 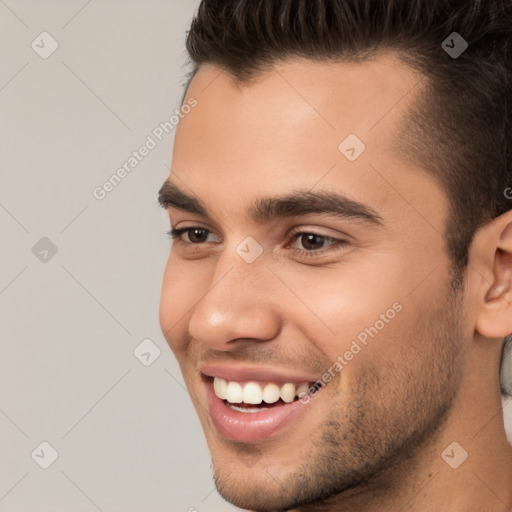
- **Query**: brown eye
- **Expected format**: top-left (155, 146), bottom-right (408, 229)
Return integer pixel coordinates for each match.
top-left (185, 228), bottom-right (210, 243)
top-left (286, 230), bottom-right (349, 258)
top-left (297, 233), bottom-right (332, 251)
top-left (169, 227), bottom-right (220, 244)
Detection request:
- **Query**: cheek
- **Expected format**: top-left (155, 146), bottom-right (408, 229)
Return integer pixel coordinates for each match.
top-left (289, 246), bottom-right (448, 374)
top-left (288, 256), bottom-right (410, 354)
top-left (159, 258), bottom-right (204, 351)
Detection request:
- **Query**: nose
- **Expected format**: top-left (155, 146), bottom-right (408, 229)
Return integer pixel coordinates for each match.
top-left (188, 253), bottom-right (282, 351)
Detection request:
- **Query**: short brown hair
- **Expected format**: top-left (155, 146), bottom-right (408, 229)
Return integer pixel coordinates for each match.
top-left (185, 0), bottom-right (511, 283)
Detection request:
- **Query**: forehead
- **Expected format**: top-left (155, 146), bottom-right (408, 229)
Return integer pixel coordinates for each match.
top-left (170, 54), bottom-right (446, 230)
top-left (185, 53), bottom-right (421, 141)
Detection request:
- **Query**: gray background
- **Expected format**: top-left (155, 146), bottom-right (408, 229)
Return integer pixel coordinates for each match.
top-left (0, 1), bottom-right (239, 510)
top-left (0, 2), bottom-right (510, 512)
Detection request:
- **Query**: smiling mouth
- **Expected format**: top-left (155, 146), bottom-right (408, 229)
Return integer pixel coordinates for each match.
top-left (213, 377), bottom-right (314, 411)
top-left (202, 374), bottom-right (325, 442)
top-left (200, 366), bottom-right (325, 442)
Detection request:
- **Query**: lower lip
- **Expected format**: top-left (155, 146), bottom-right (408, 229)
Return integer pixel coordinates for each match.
top-left (206, 382), bottom-right (309, 442)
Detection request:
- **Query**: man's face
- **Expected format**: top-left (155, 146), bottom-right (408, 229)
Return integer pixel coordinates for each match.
top-left (159, 56), bottom-right (471, 510)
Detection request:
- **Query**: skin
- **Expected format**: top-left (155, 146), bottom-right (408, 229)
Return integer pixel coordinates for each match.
top-left (159, 54), bottom-right (512, 511)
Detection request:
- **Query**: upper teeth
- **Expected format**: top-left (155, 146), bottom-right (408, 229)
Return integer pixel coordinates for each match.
top-left (213, 377), bottom-right (310, 404)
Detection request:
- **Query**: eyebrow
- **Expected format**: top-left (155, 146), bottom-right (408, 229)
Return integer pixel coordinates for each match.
top-left (158, 180), bottom-right (383, 226)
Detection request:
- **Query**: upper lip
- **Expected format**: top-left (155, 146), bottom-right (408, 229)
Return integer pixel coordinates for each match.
top-left (200, 363), bottom-right (319, 383)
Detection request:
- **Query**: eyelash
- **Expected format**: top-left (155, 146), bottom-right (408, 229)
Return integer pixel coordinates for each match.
top-left (166, 227), bottom-right (348, 259)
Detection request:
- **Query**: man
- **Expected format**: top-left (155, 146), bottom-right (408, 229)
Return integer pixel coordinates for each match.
top-left (158, 1), bottom-right (512, 510)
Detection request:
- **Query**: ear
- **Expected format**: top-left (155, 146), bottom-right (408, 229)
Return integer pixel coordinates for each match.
top-left (475, 212), bottom-right (512, 339)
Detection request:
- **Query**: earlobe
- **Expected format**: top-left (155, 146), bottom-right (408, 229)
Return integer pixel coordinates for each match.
top-left (476, 219), bottom-right (512, 339)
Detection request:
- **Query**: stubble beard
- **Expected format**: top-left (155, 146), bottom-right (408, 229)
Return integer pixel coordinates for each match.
top-left (212, 288), bottom-right (466, 512)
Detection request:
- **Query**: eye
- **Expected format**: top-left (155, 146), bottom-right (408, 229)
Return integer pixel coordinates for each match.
top-left (290, 233), bottom-right (336, 251)
top-left (284, 229), bottom-right (350, 260)
top-left (168, 227), bottom-right (220, 244)
top-left (167, 226), bottom-right (350, 261)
